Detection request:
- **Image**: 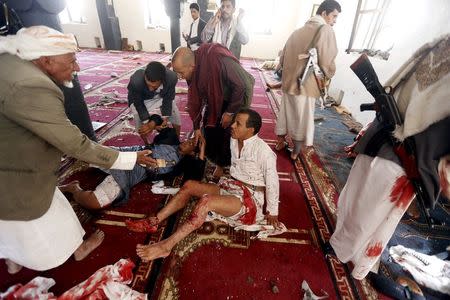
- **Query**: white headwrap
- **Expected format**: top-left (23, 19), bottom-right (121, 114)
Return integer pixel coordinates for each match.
top-left (0, 25), bottom-right (78, 61)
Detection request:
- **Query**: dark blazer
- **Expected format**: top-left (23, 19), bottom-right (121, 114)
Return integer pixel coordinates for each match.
top-left (127, 68), bottom-right (178, 122)
top-left (187, 18), bottom-right (206, 49)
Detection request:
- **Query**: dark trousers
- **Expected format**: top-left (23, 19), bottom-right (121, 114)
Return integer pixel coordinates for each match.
top-left (61, 75), bottom-right (97, 141)
top-left (204, 126), bottom-right (231, 167)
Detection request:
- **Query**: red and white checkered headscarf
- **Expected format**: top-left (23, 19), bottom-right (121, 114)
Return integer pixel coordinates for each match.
top-left (0, 25), bottom-right (78, 60)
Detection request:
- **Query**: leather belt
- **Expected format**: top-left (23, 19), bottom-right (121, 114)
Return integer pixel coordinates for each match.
top-left (232, 177), bottom-right (265, 192)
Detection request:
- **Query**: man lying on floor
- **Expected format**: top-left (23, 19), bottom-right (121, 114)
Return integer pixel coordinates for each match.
top-left (60, 114), bottom-right (206, 211)
top-left (128, 109), bottom-right (281, 261)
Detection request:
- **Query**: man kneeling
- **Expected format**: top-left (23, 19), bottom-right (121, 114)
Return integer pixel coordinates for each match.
top-left (131, 108), bottom-right (280, 261)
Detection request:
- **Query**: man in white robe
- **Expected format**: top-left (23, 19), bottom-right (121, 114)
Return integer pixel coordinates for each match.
top-left (275, 0), bottom-right (340, 160)
top-left (330, 34), bottom-right (450, 280)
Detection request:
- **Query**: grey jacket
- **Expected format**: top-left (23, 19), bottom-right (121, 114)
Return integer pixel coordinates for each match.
top-left (0, 54), bottom-right (119, 220)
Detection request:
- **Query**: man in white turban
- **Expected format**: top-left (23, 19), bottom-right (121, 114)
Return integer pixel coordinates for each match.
top-left (0, 26), bottom-right (157, 274)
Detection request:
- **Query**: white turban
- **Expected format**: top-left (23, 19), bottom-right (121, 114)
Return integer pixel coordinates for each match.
top-left (0, 25), bottom-right (78, 60)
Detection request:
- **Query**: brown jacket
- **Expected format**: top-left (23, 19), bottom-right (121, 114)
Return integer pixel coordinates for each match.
top-left (280, 16), bottom-right (338, 97)
top-left (0, 54), bottom-right (119, 220)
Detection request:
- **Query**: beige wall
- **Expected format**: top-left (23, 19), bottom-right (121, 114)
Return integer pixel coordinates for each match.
top-left (60, 0), bottom-right (450, 124)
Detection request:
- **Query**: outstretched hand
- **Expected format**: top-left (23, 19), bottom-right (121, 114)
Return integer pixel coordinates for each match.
top-left (136, 150), bottom-right (157, 168)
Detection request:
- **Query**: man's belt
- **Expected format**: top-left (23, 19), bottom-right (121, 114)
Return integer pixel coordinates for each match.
top-left (232, 177), bottom-right (265, 192)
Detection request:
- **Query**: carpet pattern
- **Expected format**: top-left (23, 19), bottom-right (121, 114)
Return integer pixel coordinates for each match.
top-left (265, 65), bottom-right (450, 299)
top-left (149, 59), bottom-right (379, 300)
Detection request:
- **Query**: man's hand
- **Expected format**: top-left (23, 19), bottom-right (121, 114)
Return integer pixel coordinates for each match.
top-left (213, 9), bottom-right (222, 25)
top-left (138, 122), bottom-right (155, 135)
top-left (198, 135), bottom-right (206, 160)
top-left (136, 150), bottom-right (157, 168)
top-left (193, 129), bottom-right (203, 145)
top-left (221, 113), bottom-right (233, 128)
top-left (266, 214), bottom-right (281, 229)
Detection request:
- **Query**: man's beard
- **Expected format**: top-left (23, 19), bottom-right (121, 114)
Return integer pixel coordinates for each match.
top-left (62, 72), bottom-right (77, 88)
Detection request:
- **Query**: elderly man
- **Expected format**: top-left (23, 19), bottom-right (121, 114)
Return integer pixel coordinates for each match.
top-left (171, 44), bottom-right (254, 178)
top-left (275, 0), bottom-right (340, 160)
top-left (201, 0), bottom-right (248, 59)
top-left (330, 34), bottom-right (450, 280)
top-left (132, 109), bottom-right (280, 261)
top-left (0, 26), bottom-right (155, 274)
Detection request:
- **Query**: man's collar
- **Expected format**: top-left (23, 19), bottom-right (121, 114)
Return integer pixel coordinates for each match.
top-left (241, 134), bottom-right (258, 145)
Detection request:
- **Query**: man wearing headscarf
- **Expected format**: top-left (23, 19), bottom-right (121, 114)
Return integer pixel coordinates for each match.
top-left (0, 26), bottom-right (156, 274)
top-left (5, 0), bottom-right (98, 141)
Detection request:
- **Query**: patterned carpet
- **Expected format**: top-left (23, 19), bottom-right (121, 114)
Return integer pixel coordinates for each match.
top-left (0, 49), bottom-right (410, 299)
top-left (266, 67), bottom-right (450, 299)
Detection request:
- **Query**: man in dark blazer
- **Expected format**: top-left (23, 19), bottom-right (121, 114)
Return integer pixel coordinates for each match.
top-left (182, 2), bottom-right (206, 51)
top-left (128, 61), bottom-right (181, 144)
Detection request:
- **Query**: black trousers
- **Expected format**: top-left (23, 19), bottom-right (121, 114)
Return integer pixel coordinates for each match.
top-left (204, 126), bottom-right (231, 167)
top-left (61, 75), bottom-right (97, 141)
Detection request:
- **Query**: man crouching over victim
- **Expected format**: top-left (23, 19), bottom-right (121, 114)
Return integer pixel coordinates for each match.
top-left (132, 108), bottom-right (280, 261)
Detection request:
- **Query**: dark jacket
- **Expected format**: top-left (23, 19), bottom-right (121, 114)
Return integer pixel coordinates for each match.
top-left (187, 18), bottom-right (207, 49)
top-left (127, 68), bottom-right (178, 122)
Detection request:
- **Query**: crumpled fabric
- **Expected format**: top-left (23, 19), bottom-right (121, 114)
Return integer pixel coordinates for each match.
top-left (65, 258), bottom-right (146, 299)
top-left (0, 277), bottom-right (56, 300)
top-left (0, 26), bottom-right (78, 60)
top-left (301, 280), bottom-right (329, 300)
top-left (151, 180), bottom-right (180, 195)
top-left (233, 221), bottom-right (287, 239)
top-left (390, 245), bottom-right (450, 295)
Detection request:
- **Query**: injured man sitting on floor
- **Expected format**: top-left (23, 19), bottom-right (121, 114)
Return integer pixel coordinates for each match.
top-left (126, 109), bottom-right (282, 261)
top-left (60, 114), bottom-right (206, 210)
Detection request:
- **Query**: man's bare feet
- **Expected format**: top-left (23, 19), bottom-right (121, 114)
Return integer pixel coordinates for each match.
top-left (74, 229), bottom-right (105, 261)
top-left (125, 217), bottom-right (159, 233)
top-left (212, 166), bottom-right (224, 179)
top-left (5, 259), bottom-right (23, 274)
top-left (136, 241), bottom-right (171, 262)
top-left (59, 180), bottom-right (82, 194)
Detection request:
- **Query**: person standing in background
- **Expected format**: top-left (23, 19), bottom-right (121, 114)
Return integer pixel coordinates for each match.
top-left (183, 2), bottom-right (206, 51)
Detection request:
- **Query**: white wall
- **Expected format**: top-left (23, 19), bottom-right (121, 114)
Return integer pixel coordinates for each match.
top-left (61, 0), bottom-right (104, 48)
top-left (60, 0), bottom-right (450, 124)
top-left (331, 0), bottom-right (450, 124)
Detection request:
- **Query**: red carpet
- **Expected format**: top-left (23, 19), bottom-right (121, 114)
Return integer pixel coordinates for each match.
top-left (149, 59), bottom-right (384, 299)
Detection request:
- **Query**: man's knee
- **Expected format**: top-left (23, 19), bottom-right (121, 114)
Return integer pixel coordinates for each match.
top-left (181, 180), bottom-right (200, 192)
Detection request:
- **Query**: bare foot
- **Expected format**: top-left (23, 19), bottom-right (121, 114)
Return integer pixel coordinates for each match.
top-left (5, 259), bottom-right (23, 274)
top-left (125, 217), bottom-right (159, 233)
top-left (212, 166), bottom-right (224, 179)
top-left (59, 180), bottom-right (82, 194)
top-left (136, 241), bottom-right (171, 262)
top-left (74, 229), bottom-right (105, 261)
